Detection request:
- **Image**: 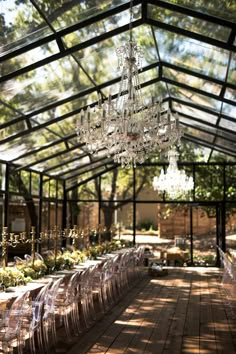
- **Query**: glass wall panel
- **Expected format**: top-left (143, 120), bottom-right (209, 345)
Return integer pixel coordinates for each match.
top-left (136, 166), bottom-right (164, 201)
top-left (195, 165), bottom-right (224, 201)
top-left (225, 166), bottom-right (236, 201)
top-left (31, 172), bottom-right (40, 196)
top-left (226, 203), bottom-right (236, 249)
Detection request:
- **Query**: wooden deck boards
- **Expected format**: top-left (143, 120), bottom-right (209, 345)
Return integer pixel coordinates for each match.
top-left (55, 267), bottom-right (236, 354)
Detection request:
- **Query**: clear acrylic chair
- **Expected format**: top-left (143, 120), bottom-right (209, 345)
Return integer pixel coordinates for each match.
top-left (41, 277), bottom-right (64, 353)
top-left (53, 271), bottom-right (81, 339)
top-left (21, 280), bottom-right (53, 354)
top-left (0, 290), bottom-right (30, 354)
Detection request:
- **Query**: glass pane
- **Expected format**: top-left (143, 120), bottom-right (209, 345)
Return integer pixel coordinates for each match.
top-left (195, 165), bottom-right (223, 201)
top-left (50, 179), bottom-right (57, 198)
top-left (160, 0), bottom-right (236, 22)
top-left (163, 67), bottom-right (222, 95)
top-left (224, 88), bottom-right (236, 101)
top-left (1, 41), bottom-right (59, 76)
top-left (31, 172), bottom-right (40, 196)
top-left (63, 4), bottom-right (141, 48)
top-left (136, 166), bottom-right (163, 201)
top-left (184, 126), bottom-right (215, 143)
top-left (222, 102), bottom-right (236, 118)
top-left (43, 178), bottom-right (50, 198)
top-left (76, 202), bottom-right (99, 229)
top-left (227, 53), bottom-right (236, 84)
top-left (136, 203), bottom-right (159, 237)
top-left (0, 56), bottom-right (91, 113)
top-left (172, 102), bottom-right (218, 124)
top-left (57, 181), bottom-right (64, 200)
top-left (215, 137), bottom-right (236, 152)
top-left (169, 85), bottom-right (222, 112)
top-left (219, 118), bottom-right (236, 131)
top-left (154, 28), bottom-right (229, 80)
top-left (0, 0), bottom-right (52, 56)
top-left (180, 116), bottom-right (218, 135)
top-left (225, 167), bottom-right (236, 201)
top-left (100, 168), bottom-right (133, 201)
top-left (226, 203), bottom-right (236, 249)
top-left (148, 4), bottom-right (231, 42)
top-left (39, 0), bottom-right (129, 32)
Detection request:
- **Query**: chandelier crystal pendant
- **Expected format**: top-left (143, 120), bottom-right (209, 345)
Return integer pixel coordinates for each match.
top-left (153, 148), bottom-right (194, 198)
top-left (76, 0), bottom-right (182, 168)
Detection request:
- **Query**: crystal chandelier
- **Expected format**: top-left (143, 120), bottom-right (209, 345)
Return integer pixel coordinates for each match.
top-left (153, 148), bottom-right (194, 198)
top-left (76, 1), bottom-right (182, 168)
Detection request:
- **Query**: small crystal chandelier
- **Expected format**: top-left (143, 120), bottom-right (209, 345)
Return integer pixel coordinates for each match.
top-left (153, 148), bottom-right (194, 198)
top-left (76, 1), bottom-right (182, 168)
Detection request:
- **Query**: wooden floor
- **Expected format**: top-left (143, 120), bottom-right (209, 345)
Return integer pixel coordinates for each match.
top-left (54, 267), bottom-right (236, 354)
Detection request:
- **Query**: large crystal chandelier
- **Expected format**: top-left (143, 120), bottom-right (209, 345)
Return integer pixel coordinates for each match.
top-left (153, 148), bottom-right (194, 198)
top-left (76, 1), bottom-right (182, 168)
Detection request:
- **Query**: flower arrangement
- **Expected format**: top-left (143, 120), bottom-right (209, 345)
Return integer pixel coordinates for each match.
top-left (0, 267), bottom-right (27, 290)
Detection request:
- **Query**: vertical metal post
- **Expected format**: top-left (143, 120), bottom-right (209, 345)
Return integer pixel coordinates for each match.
top-left (4, 163), bottom-right (9, 228)
top-left (38, 173), bottom-right (43, 234)
top-left (190, 204), bottom-right (193, 265)
top-left (98, 176), bottom-right (101, 224)
top-left (133, 167), bottom-right (136, 246)
top-left (216, 203), bottom-right (220, 266)
top-left (62, 180), bottom-right (67, 230)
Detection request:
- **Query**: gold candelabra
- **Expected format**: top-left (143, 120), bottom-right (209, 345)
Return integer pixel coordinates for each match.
top-left (0, 226), bottom-right (41, 268)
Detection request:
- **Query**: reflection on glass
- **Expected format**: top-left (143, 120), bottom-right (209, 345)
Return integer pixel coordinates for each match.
top-left (172, 102), bottom-right (218, 124)
top-left (184, 126), bottom-right (214, 143)
top-left (228, 53), bottom-right (236, 84)
top-left (0, 56), bottom-right (91, 113)
top-left (222, 102), bottom-right (236, 118)
top-left (169, 85), bottom-right (222, 111)
top-left (154, 28), bottom-right (229, 80)
top-left (148, 4), bottom-right (231, 42)
top-left (163, 67), bottom-right (222, 95)
top-left (63, 5), bottom-right (141, 48)
top-left (160, 0), bottom-right (236, 22)
top-left (0, 0), bottom-right (52, 54)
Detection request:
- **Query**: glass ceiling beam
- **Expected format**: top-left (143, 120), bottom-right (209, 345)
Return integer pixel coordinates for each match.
top-left (0, 19), bottom-right (143, 84)
top-left (147, 18), bottom-right (236, 53)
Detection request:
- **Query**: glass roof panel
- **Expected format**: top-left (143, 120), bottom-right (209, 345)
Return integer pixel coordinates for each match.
top-left (0, 56), bottom-right (91, 114)
top-left (215, 137), bottom-right (236, 152)
top-left (227, 53), bottom-right (236, 84)
top-left (0, 0), bottom-right (52, 57)
top-left (63, 4), bottom-right (141, 48)
top-left (219, 118), bottom-right (236, 131)
top-left (183, 126), bottom-right (215, 143)
top-left (154, 28), bottom-right (229, 80)
top-left (160, 0), bottom-right (236, 23)
top-left (1, 41), bottom-right (59, 76)
top-left (0, 103), bottom-right (19, 127)
top-left (168, 84), bottom-right (222, 112)
top-left (163, 67), bottom-right (222, 95)
top-left (148, 4), bottom-right (231, 42)
top-left (211, 150), bottom-right (236, 161)
top-left (32, 148), bottom-right (89, 172)
top-left (224, 88), bottom-right (236, 101)
top-left (222, 102), bottom-right (236, 118)
top-left (172, 102), bottom-right (218, 124)
top-left (180, 116), bottom-right (218, 133)
top-left (74, 24), bottom-right (158, 87)
top-left (37, 0), bottom-right (129, 32)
